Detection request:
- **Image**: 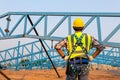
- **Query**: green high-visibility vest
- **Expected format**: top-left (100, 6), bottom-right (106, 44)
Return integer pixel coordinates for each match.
top-left (67, 32), bottom-right (92, 59)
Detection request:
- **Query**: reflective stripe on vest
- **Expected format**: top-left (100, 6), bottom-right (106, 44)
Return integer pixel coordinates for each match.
top-left (67, 33), bottom-right (92, 59)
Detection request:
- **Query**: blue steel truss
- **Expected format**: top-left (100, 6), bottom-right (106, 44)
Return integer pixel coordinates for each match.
top-left (0, 12), bottom-right (120, 70)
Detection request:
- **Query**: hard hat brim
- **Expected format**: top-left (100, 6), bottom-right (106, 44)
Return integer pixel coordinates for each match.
top-left (73, 27), bottom-right (84, 31)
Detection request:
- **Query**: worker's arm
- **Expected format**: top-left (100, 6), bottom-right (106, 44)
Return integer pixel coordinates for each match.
top-left (89, 49), bottom-right (102, 60)
top-left (92, 49), bottom-right (102, 58)
top-left (56, 49), bottom-right (65, 58)
top-left (89, 37), bottom-right (105, 61)
top-left (56, 49), bottom-right (69, 61)
top-left (55, 38), bottom-right (69, 61)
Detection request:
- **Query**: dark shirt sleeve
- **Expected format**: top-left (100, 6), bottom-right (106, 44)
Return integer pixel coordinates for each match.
top-left (55, 37), bottom-right (68, 50)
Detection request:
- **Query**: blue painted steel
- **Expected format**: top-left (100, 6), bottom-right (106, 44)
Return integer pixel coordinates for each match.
top-left (0, 27), bottom-right (5, 37)
top-left (1, 12), bottom-right (120, 17)
top-left (24, 15), bottom-right (27, 35)
top-left (0, 12), bottom-right (120, 69)
top-left (96, 17), bottom-right (102, 41)
top-left (83, 16), bottom-right (95, 30)
top-left (44, 16), bottom-right (48, 36)
top-left (27, 16), bottom-right (45, 35)
top-left (47, 16), bottom-right (68, 36)
top-left (9, 15), bottom-right (25, 36)
top-left (103, 24), bottom-right (120, 42)
top-left (68, 16), bottom-right (72, 35)
top-left (30, 44), bottom-right (34, 70)
top-left (16, 41), bottom-right (20, 70)
top-left (6, 15), bottom-right (10, 36)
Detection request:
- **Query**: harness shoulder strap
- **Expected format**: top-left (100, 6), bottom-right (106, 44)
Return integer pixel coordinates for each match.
top-left (74, 33), bottom-right (88, 54)
top-left (68, 33), bottom-right (85, 58)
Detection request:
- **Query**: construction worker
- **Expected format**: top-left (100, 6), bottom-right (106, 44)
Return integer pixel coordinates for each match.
top-left (55, 18), bottom-right (105, 80)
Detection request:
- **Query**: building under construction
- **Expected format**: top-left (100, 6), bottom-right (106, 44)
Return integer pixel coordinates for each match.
top-left (0, 12), bottom-right (120, 80)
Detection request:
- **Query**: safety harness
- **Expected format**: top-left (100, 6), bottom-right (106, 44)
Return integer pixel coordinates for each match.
top-left (68, 33), bottom-right (88, 59)
top-left (67, 33), bottom-right (90, 75)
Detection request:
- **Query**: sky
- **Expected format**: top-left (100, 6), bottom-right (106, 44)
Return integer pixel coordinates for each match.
top-left (0, 0), bottom-right (120, 50)
top-left (0, 0), bottom-right (120, 13)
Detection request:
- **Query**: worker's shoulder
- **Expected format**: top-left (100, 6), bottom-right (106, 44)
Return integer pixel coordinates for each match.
top-left (83, 33), bottom-right (95, 40)
top-left (67, 34), bottom-right (74, 37)
top-left (83, 33), bottom-right (92, 36)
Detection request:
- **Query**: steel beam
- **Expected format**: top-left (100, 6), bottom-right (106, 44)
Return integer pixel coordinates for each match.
top-left (0, 12), bottom-right (120, 70)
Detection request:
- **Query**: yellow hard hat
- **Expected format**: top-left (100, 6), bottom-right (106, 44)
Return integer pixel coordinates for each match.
top-left (73, 18), bottom-right (84, 28)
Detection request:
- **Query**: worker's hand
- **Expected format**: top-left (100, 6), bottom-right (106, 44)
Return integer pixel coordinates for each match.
top-left (89, 56), bottom-right (94, 61)
top-left (64, 56), bottom-right (69, 62)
